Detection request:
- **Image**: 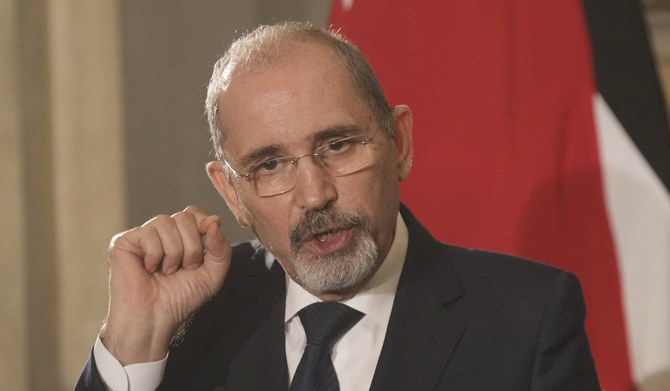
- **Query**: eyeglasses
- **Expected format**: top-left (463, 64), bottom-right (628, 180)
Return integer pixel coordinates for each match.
top-left (224, 132), bottom-right (377, 197)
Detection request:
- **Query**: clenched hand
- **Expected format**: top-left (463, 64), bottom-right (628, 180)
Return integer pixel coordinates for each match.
top-left (100, 205), bottom-right (232, 365)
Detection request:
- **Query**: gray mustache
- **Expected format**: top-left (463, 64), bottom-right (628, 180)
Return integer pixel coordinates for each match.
top-left (289, 208), bottom-right (367, 252)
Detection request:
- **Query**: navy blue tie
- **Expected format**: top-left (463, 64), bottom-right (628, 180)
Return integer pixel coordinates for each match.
top-left (289, 302), bottom-right (364, 391)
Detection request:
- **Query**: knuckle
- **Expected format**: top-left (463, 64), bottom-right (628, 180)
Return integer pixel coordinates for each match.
top-left (170, 210), bottom-right (185, 219)
top-left (143, 214), bottom-right (171, 228)
top-left (108, 227), bottom-right (136, 253)
top-left (184, 205), bottom-right (208, 220)
top-left (171, 211), bottom-right (194, 225)
top-left (183, 205), bottom-right (200, 214)
top-left (109, 231), bottom-right (125, 249)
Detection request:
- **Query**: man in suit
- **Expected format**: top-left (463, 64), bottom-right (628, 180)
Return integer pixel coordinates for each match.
top-left (76, 22), bottom-right (600, 390)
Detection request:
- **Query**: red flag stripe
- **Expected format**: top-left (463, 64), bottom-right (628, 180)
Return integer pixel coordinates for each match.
top-left (329, 1), bottom-right (635, 388)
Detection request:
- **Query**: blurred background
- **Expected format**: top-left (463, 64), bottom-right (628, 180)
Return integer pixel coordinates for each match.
top-left (1, 1), bottom-right (668, 390)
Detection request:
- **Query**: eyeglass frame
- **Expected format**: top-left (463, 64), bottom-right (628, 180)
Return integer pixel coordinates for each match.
top-left (222, 130), bottom-right (379, 197)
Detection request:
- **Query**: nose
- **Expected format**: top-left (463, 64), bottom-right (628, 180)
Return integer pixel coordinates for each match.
top-left (293, 155), bottom-right (337, 210)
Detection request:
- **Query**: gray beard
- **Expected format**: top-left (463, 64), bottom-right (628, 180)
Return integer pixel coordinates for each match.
top-left (289, 208), bottom-right (379, 294)
top-left (292, 233), bottom-right (378, 294)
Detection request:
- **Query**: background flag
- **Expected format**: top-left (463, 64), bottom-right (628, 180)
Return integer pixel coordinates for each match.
top-left (329, 1), bottom-right (670, 389)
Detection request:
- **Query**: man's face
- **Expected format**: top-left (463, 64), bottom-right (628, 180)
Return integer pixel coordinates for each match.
top-left (208, 42), bottom-right (412, 299)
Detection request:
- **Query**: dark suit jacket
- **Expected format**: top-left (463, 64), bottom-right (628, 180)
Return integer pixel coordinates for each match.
top-left (76, 205), bottom-right (600, 390)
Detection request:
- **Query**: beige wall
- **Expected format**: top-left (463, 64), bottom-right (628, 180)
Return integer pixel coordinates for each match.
top-left (1, 1), bottom-right (330, 390)
top-left (646, 3), bottom-right (670, 115)
top-left (1, 1), bottom-right (668, 390)
top-left (120, 0), bottom-right (331, 241)
top-left (1, 1), bottom-right (28, 390)
top-left (2, 0), bottom-right (128, 389)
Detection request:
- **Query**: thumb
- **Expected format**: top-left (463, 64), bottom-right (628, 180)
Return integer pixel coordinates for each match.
top-left (202, 219), bottom-right (232, 281)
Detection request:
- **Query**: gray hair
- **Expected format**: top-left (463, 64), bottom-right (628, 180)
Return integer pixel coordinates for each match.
top-left (205, 21), bottom-right (392, 161)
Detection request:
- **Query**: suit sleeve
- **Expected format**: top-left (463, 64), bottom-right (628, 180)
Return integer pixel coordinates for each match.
top-left (531, 271), bottom-right (601, 390)
top-left (74, 349), bottom-right (109, 391)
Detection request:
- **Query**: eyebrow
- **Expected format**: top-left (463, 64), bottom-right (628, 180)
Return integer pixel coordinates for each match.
top-left (238, 144), bottom-right (283, 168)
top-left (311, 125), bottom-right (362, 143)
top-left (237, 124), bottom-right (365, 167)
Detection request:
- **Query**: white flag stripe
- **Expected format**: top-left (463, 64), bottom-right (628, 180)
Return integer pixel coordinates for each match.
top-left (594, 93), bottom-right (670, 387)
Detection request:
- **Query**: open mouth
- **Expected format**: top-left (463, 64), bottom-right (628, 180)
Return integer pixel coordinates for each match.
top-left (290, 208), bottom-right (368, 256)
top-left (313, 228), bottom-right (345, 243)
top-left (303, 226), bottom-right (354, 256)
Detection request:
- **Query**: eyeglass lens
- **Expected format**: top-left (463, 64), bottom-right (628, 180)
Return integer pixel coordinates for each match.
top-left (254, 135), bottom-right (375, 196)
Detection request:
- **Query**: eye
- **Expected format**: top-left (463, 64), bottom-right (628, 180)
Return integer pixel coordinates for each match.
top-left (259, 159), bottom-right (279, 171)
top-left (251, 157), bottom-right (291, 177)
top-left (324, 137), bottom-right (356, 153)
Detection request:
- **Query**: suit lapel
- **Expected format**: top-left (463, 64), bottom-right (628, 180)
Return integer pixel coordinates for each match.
top-left (198, 259), bottom-right (289, 391)
top-left (199, 206), bottom-right (466, 391)
top-left (224, 278), bottom-right (288, 391)
top-left (370, 206), bottom-right (466, 391)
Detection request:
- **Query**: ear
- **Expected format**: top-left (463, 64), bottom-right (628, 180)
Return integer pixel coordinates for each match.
top-left (206, 161), bottom-right (250, 227)
top-left (391, 105), bottom-right (414, 181)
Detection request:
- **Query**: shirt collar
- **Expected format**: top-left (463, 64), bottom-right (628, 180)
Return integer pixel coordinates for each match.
top-left (284, 212), bottom-right (408, 322)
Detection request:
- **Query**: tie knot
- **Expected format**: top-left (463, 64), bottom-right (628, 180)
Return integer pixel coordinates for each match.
top-left (298, 302), bottom-right (364, 347)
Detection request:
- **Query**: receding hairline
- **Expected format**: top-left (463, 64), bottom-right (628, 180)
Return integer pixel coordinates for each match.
top-left (229, 23), bottom-right (349, 68)
top-left (206, 22), bottom-right (392, 161)
top-left (214, 24), bottom-right (360, 101)
top-left (224, 39), bottom-right (349, 88)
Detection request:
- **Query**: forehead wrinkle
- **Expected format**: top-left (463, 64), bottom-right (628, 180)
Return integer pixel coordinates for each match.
top-left (220, 44), bottom-right (374, 168)
top-left (254, 89), bottom-right (294, 115)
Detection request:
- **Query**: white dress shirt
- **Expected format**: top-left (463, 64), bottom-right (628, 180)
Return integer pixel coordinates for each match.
top-left (94, 213), bottom-right (408, 391)
top-left (285, 213), bottom-right (408, 391)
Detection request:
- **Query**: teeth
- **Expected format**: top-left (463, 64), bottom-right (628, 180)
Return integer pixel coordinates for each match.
top-left (316, 230), bottom-right (338, 242)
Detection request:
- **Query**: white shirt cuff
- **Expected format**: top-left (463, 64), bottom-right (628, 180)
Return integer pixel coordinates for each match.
top-left (93, 335), bottom-right (167, 391)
